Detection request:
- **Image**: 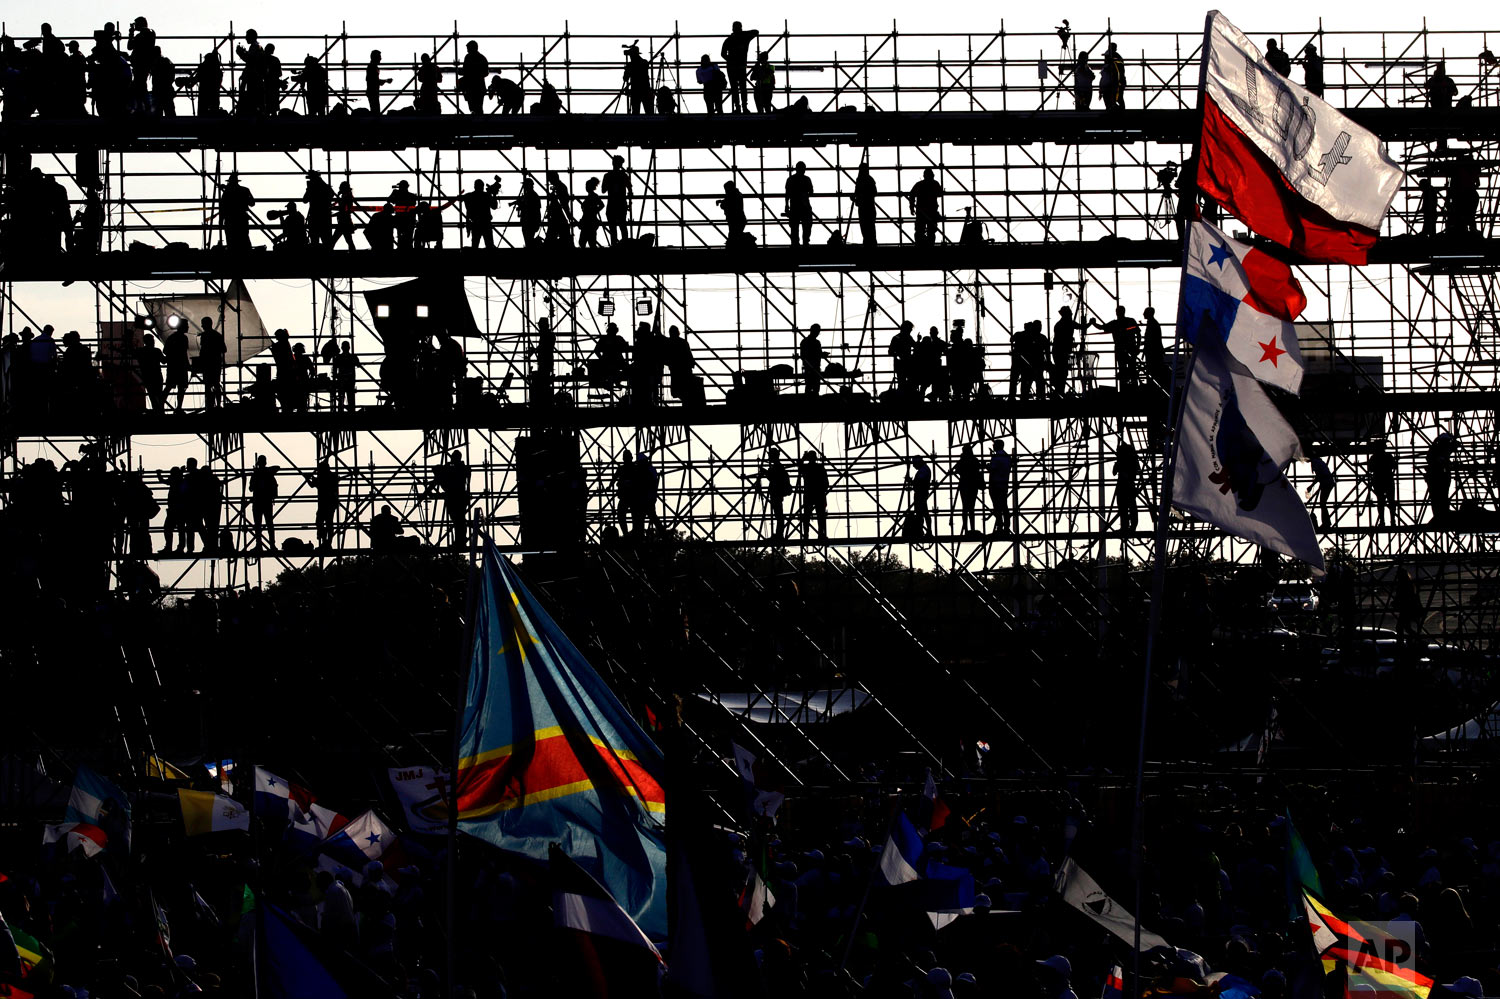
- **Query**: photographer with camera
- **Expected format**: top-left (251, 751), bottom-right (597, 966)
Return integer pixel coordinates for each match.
top-left (267, 201), bottom-right (308, 251)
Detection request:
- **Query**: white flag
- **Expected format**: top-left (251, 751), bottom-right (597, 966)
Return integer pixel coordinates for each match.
top-left (1203, 11), bottom-right (1403, 233)
top-left (1055, 857), bottom-right (1171, 951)
top-left (1173, 339), bottom-right (1324, 573)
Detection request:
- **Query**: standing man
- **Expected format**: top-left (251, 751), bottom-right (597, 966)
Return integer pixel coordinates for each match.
top-left (249, 454), bottom-right (281, 551)
top-left (428, 450), bottom-right (471, 548)
top-left (463, 176), bottom-right (501, 249)
top-left (799, 324), bottom-right (829, 396)
top-left (1369, 438), bottom-right (1399, 526)
top-left (459, 41), bottom-right (489, 115)
top-left (785, 161), bottom-right (814, 247)
top-left (720, 22), bottom-right (760, 114)
top-left (622, 43), bottom-right (653, 115)
top-left (1104, 305), bottom-right (1141, 389)
top-left (1113, 442), bottom-right (1140, 535)
top-left (366, 50), bottom-right (392, 114)
top-left (908, 168), bottom-right (943, 246)
top-left (988, 441), bottom-right (1012, 536)
top-left (1051, 305), bottom-right (1093, 396)
top-left (304, 459), bottom-right (340, 549)
top-left (749, 447), bottom-right (792, 541)
top-left (601, 156), bottom-right (633, 245)
top-left (798, 450), bottom-right (829, 541)
top-left (1141, 306), bottom-right (1168, 392)
top-left (301, 171), bottom-right (334, 249)
top-left (219, 172), bottom-right (256, 253)
top-left (909, 456), bottom-right (934, 539)
top-left (165, 319), bottom-right (191, 409)
top-left (853, 161), bottom-right (878, 246)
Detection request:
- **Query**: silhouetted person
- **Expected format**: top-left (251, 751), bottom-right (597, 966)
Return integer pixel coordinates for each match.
top-left (389, 180), bottom-right (417, 250)
top-left (1265, 39), bottom-right (1291, 77)
top-left (369, 504), bottom-right (402, 551)
top-left (88, 24), bottom-right (132, 119)
top-left (751, 447), bottom-right (792, 540)
top-left (546, 170), bottom-right (575, 247)
top-left (1425, 432), bottom-right (1457, 523)
top-left (220, 172), bottom-right (255, 252)
top-left (631, 452), bottom-right (666, 536)
top-left (293, 54), bottom-right (329, 115)
top-left (414, 53), bottom-right (441, 115)
top-left (1050, 306), bottom-right (1091, 395)
top-left (1018, 320), bottom-right (1049, 398)
top-left (579, 178), bottom-right (603, 248)
top-left (366, 50), bottom-right (391, 113)
top-left (956, 443), bottom-right (983, 536)
top-left (488, 72), bottom-right (523, 114)
top-left (610, 450), bottom-right (633, 534)
top-left (697, 55), bottom-right (726, 113)
top-left (193, 51), bottom-right (222, 115)
top-left (908, 168), bottom-right (943, 245)
top-left (721, 22), bottom-right (760, 113)
top-left (665, 325), bottom-right (697, 403)
top-left (1104, 305), bottom-right (1140, 388)
top-left (302, 171), bottom-right (334, 248)
top-left (332, 340), bottom-right (356, 411)
top-left (249, 455), bottom-right (280, 550)
top-left (334, 180), bottom-right (359, 250)
top-left (655, 85), bottom-right (677, 114)
top-left (272, 201), bottom-right (307, 250)
top-left (534, 79), bottom-right (564, 115)
top-left (514, 175), bottom-right (542, 247)
top-left (1309, 454), bottom-right (1335, 530)
top-left (1073, 52), bottom-right (1094, 109)
top-left (988, 441), bottom-right (1012, 535)
top-left (798, 450), bottom-right (829, 540)
top-left (751, 51), bottom-right (775, 113)
top-left (414, 199), bottom-right (444, 250)
top-left (1300, 43), bottom-right (1325, 97)
top-left (908, 456), bottom-right (934, 538)
top-left (75, 186), bottom-right (105, 255)
top-left (1369, 438), bottom-right (1398, 526)
top-left (532, 316), bottom-right (557, 406)
top-left (305, 459), bottom-right (340, 548)
top-left (1447, 156), bottom-right (1480, 235)
top-left (915, 325), bottom-right (947, 399)
top-left (800, 324), bottom-right (828, 396)
top-left (149, 46), bottom-right (176, 117)
top-left (463, 176), bottom-right (501, 249)
top-left (1114, 442), bottom-right (1141, 534)
top-left (1142, 306), bottom-right (1168, 391)
top-left (785, 161), bottom-right (814, 246)
top-left (134, 331), bottom-right (166, 411)
top-left (191, 459), bottom-right (223, 553)
top-left (622, 43), bottom-right (652, 114)
top-left (164, 320), bottom-right (190, 408)
top-left (235, 29), bottom-right (266, 116)
top-left (1427, 59), bottom-right (1457, 111)
top-left (127, 16), bottom-right (156, 112)
top-left (1416, 178), bottom-right (1440, 237)
top-left (1100, 42), bottom-right (1126, 111)
top-left (164, 466), bottom-right (189, 552)
top-left (719, 181), bottom-right (747, 244)
top-left (199, 317), bottom-right (226, 409)
top-left (602, 156), bottom-right (632, 244)
top-left (852, 161), bottom-right (878, 246)
top-left (63, 40), bottom-right (89, 116)
top-left (459, 41), bottom-right (489, 115)
top-left (263, 43), bottom-right (286, 113)
top-left (889, 320), bottom-right (917, 395)
top-left (428, 450), bottom-right (471, 548)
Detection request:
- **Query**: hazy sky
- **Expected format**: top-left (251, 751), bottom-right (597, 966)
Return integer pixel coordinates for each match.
top-left (0, 2), bottom-right (1453, 41)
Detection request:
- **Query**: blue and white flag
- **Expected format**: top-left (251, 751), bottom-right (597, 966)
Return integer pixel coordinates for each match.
top-left (66, 766), bottom-right (131, 854)
top-left (1181, 220), bottom-right (1308, 394)
top-left (878, 812), bottom-right (924, 885)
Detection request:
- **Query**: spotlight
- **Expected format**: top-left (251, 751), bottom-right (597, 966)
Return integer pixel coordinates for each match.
top-left (376, 304), bottom-right (391, 318)
top-left (166, 315), bottom-right (182, 329)
top-left (133, 315), bottom-right (155, 329)
top-left (635, 298), bottom-right (653, 317)
top-left (598, 295), bottom-right (615, 317)
top-left (415, 304), bottom-right (430, 318)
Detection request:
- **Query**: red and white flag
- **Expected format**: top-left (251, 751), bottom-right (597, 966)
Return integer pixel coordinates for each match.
top-left (1197, 11), bottom-right (1403, 264)
top-left (42, 821), bottom-right (108, 859)
top-left (550, 844), bottom-right (664, 999)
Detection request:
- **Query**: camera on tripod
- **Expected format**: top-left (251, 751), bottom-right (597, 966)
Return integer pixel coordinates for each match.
top-left (1155, 161), bottom-right (1179, 191)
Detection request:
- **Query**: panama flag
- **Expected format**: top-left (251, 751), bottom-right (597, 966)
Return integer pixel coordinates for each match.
top-left (1197, 11), bottom-right (1403, 264)
top-left (1173, 337), bottom-right (1324, 573)
top-left (1183, 220), bottom-right (1308, 394)
top-left (253, 766), bottom-right (315, 819)
top-left (456, 541), bottom-right (668, 939)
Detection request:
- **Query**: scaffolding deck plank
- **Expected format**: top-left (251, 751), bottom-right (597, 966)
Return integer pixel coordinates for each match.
top-left (3, 236), bottom-right (1489, 283)
top-left (1, 107), bottom-right (1491, 153)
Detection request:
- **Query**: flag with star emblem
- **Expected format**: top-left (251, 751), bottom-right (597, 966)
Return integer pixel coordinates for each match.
top-left (1182, 220), bottom-right (1308, 394)
top-left (1173, 337), bottom-right (1325, 573)
top-left (1196, 11), bottom-right (1403, 264)
top-left (455, 539), bottom-right (668, 939)
top-left (316, 810), bottom-right (409, 887)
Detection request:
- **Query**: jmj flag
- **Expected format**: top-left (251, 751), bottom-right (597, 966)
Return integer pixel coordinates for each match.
top-left (1182, 220), bottom-right (1307, 394)
top-left (456, 541), bottom-right (668, 939)
top-left (388, 766), bottom-right (451, 835)
top-left (1197, 11), bottom-right (1403, 264)
top-left (1173, 338), bottom-right (1324, 573)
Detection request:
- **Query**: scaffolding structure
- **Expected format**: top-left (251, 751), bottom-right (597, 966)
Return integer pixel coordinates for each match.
top-left (7, 22), bottom-right (1500, 773)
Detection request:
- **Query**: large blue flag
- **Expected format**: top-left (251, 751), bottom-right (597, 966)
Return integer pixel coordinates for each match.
top-left (455, 541), bottom-right (668, 938)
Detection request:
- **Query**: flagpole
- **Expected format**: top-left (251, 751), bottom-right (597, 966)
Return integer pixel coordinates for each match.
top-left (1130, 13), bottom-right (1214, 993)
top-left (446, 517), bottom-right (483, 999)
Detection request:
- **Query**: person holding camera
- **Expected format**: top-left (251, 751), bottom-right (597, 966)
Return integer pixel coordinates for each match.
top-left (463, 177), bottom-right (502, 249)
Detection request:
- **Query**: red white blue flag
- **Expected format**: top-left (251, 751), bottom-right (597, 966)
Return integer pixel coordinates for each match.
top-left (1182, 220), bottom-right (1308, 394)
top-left (1197, 11), bottom-right (1403, 264)
top-left (455, 541), bottom-right (668, 939)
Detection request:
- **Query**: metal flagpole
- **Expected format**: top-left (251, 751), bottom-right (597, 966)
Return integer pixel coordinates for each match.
top-left (1131, 13), bottom-right (1215, 995)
